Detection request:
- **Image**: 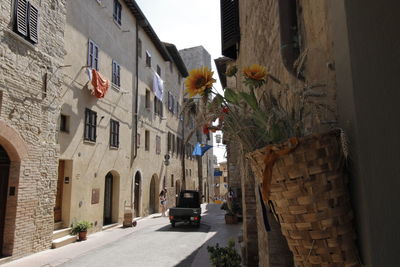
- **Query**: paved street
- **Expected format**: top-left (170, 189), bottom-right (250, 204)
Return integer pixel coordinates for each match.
top-left (4, 204), bottom-right (241, 267)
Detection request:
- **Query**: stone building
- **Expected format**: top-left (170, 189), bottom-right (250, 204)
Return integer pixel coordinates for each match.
top-left (218, 0), bottom-right (400, 266)
top-left (56, 0), bottom-right (195, 247)
top-left (0, 0), bottom-right (67, 259)
top-left (180, 45), bottom-right (214, 203)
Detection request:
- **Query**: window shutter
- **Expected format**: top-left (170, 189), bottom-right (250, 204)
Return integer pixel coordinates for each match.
top-left (15, 0), bottom-right (28, 37)
top-left (94, 45), bottom-right (98, 70)
top-left (112, 61), bottom-right (116, 84)
top-left (221, 0), bottom-right (240, 59)
top-left (28, 3), bottom-right (38, 43)
top-left (88, 41), bottom-right (93, 68)
top-left (117, 64), bottom-right (120, 86)
top-left (116, 122), bottom-right (119, 147)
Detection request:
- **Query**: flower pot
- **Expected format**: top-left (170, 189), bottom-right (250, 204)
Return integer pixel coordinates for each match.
top-left (225, 214), bottom-right (238, 224)
top-left (247, 130), bottom-right (359, 266)
top-left (78, 231), bottom-right (87, 241)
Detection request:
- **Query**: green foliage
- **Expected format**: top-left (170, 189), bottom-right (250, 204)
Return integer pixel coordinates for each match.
top-left (71, 221), bottom-right (92, 235)
top-left (207, 239), bottom-right (241, 267)
top-left (224, 88), bottom-right (239, 105)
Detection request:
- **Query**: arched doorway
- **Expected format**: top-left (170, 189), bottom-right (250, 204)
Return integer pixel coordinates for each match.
top-left (149, 174), bottom-right (159, 214)
top-left (175, 180), bottom-right (181, 206)
top-left (0, 146), bottom-right (10, 256)
top-left (133, 172), bottom-right (141, 217)
top-left (103, 172), bottom-right (113, 225)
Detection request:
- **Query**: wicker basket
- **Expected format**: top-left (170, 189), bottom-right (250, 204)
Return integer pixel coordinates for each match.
top-left (247, 130), bottom-right (360, 267)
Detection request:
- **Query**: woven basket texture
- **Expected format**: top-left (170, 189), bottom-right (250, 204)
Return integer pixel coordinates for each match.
top-left (248, 130), bottom-right (360, 267)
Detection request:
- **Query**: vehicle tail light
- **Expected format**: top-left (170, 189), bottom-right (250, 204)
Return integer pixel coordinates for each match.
top-left (194, 216), bottom-right (199, 221)
top-left (169, 216), bottom-right (174, 220)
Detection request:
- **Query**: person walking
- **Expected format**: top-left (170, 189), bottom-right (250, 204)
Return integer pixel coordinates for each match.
top-left (159, 190), bottom-right (166, 217)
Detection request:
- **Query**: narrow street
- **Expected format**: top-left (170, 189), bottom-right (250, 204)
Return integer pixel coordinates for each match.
top-left (4, 204), bottom-right (241, 267)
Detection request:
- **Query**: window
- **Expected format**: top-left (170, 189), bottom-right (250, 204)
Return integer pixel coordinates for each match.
top-left (176, 103), bottom-right (180, 117)
top-left (137, 133), bottom-right (140, 148)
top-left (154, 96), bottom-right (163, 116)
top-left (156, 65), bottom-right (161, 77)
top-left (156, 135), bottom-right (161, 154)
top-left (112, 60), bottom-right (121, 87)
top-left (145, 130), bottom-right (150, 151)
top-left (110, 119), bottom-right (119, 148)
top-left (14, 0), bottom-right (39, 43)
top-left (167, 132), bottom-right (172, 152)
top-left (84, 108), bottom-right (97, 142)
top-left (145, 89), bottom-right (150, 109)
top-left (113, 0), bottom-right (122, 25)
top-left (168, 92), bottom-right (175, 113)
top-left (189, 169), bottom-right (192, 177)
top-left (60, 114), bottom-right (69, 133)
top-left (178, 74), bottom-right (181, 85)
top-left (146, 51), bottom-right (151, 67)
top-left (221, 0), bottom-right (239, 59)
top-left (171, 174), bottom-right (174, 187)
top-left (88, 40), bottom-right (99, 70)
top-left (172, 134), bottom-right (176, 154)
top-left (138, 38), bottom-right (142, 58)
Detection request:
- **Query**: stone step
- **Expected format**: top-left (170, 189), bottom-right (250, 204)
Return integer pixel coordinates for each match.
top-left (51, 235), bottom-right (77, 249)
top-left (52, 227), bottom-right (72, 240)
top-left (54, 221), bottom-right (64, 230)
top-left (102, 223), bottom-right (119, 231)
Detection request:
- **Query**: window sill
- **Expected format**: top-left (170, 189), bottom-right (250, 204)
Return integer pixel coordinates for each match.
top-left (112, 83), bottom-right (121, 91)
top-left (83, 139), bottom-right (96, 145)
top-left (109, 146), bottom-right (119, 150)
top-left (113, 19), bottom-right (122, 29)
top-left (4, 29), bottom-right (37, 51)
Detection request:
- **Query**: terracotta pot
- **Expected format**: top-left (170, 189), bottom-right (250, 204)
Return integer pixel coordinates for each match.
top-left (78, 231), bottom-right (87, 241)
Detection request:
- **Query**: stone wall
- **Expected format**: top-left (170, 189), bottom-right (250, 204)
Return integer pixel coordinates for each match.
top-left (233, 0), bottom-right (339, 266)
top-left (0, 0), bottom-right (67, 258)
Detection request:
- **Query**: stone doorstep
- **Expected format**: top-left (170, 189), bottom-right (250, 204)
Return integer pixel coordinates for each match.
top-left (102, 223), bottom-right (120, 231)
top-left (51, 235), bottom-right (77, 249)
top-left (0, 256), bottom-right (13, 265)
top-left (52, 227), bottom-right (72, 240)
top-left (54, 221), bottom-right (64, 231)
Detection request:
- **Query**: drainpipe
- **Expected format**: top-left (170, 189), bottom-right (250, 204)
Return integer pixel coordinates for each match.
top-left (133, 20), bottom-right (140, 160)
top-left (278, 0), bottom-right (301, 79)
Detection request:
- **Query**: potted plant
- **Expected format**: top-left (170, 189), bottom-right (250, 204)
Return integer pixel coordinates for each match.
top-left (207, 239), bottom-right (241, 267)
top-left (184, 65), bottom-right (360, 266)
top-left (71, 221), bottom-right (92, 241)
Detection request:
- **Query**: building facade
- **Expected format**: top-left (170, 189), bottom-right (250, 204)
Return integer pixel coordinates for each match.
top-left (0, 0), bottom-right (67, 259)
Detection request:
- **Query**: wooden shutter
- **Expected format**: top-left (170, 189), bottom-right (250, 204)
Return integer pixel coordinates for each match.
top-left (117, 64), bottom-right (120, 86)
top-left (28, 3), bottom-right (38, 43)
top-left (112, 61), bottom-right (116, 84)
top-left (220, 0), bottom-right (240, 59)
top-left (15, 0), bottom-right (28, 37)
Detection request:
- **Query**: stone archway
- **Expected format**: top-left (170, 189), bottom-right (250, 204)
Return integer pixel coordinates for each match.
top-left (0, 121), bottom-right (28, 257)
top-left (133, 171), bottom-right (141, 217)
top-left (149, 174), bottom-right (159, 214)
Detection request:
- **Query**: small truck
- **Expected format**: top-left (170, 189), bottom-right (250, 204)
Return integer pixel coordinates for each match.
top-left (169, 190), bottom-right (201, 227)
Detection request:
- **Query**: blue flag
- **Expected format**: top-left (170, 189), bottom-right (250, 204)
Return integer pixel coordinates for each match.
top-left (192, 143), bottom-right (213, 156)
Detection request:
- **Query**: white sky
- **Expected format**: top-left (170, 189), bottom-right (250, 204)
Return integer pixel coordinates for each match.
top-left (135, 0), bottom-right (227, 163)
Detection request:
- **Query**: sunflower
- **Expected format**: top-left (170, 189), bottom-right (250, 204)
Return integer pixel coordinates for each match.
top-left (243, 64), bottom-right (267, 81)
top-left (243, 64), bottom-right (268, 88)
top-left (185, 67), bottom-right (216, 97)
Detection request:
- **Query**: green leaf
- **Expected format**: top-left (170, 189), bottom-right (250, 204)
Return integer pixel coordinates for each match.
top-left (224, 88), bottom-right (239, 104)
top-left (238, 91), bottom-right (258, 111)
top-left (208, 94), bottom-right (224, 109)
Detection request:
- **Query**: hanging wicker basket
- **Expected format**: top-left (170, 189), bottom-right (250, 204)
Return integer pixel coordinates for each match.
top-left (247, 130), bottom-right (360, 267)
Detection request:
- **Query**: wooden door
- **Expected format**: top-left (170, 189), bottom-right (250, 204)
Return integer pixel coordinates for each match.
top-left (149, 176), bottom-right (156, 214)
top-left (103, 173), bottom-right (113, 225)
top-left (0, 146), bottom-right (10, 256)
top-left (54, 160), bottom-right (64, 222)
top-left (134, 173), bottom-right (140, 217)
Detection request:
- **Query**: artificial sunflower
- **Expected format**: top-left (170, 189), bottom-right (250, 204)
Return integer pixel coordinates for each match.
top-left (185, 67), bottom-right (216, 97)
top-left (243, 64), bottom-right (268, 88)
top-left (243, 64), bottom-right (267, 81)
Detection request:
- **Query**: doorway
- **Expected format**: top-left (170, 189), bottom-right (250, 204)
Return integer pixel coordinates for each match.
top-left (149, 174), bottom-right (158, 214)
top-left (103, 172), bottom-right (113, 225)
top-left (134, 172), bottom-right (141, 217)
top-left (54, 160), bottom-right (65, 223)
top-left (175, 180), bottom-right (181, 206)
top-left (0, 146), bottom-right (10, 256)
